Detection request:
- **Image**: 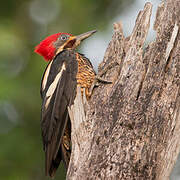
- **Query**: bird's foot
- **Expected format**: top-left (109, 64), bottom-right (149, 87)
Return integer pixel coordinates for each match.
top-left (88, 75), bottom-right (112, 97)
top-left (95, 75), bottom-right (112, 85)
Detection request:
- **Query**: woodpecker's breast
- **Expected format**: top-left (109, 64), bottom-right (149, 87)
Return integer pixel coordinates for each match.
top-left (41, 50), bottom-right (95, 101)
top-left (75, 53), bottom-right (96, 91)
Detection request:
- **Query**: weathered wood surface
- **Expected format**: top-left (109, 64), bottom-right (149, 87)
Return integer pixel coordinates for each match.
top-left (67, 0), bottom-right (180, 179)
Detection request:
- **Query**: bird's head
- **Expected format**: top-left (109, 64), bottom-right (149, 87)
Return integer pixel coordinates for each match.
top-left (34, 30), bottom-right (97, 61)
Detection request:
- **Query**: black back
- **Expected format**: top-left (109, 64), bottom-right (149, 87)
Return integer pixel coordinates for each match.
top-left (40, 50), bottom-right (78, 177)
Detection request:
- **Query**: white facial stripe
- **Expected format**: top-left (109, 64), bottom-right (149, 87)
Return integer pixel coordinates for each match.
top-left (42, 61), bottom-right (53, 90)
top-left (45, 62), bottom-right (66, 109)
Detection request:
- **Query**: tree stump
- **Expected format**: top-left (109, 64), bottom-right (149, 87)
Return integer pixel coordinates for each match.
top-left (67, 0), bottom-right (180, 179)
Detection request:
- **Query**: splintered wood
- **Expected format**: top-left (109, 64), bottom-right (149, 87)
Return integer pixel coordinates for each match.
top-left (67, 1), bottom-right (180, 179)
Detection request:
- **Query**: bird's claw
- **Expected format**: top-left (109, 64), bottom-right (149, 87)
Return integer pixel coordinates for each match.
top-left (95, 75), bottom-right (112, 84)
top-left (88, 75), bottom-right (112, 97)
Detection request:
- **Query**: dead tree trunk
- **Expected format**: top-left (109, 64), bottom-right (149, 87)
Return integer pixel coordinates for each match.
top-left (67, 0), bottom-right (180, 179)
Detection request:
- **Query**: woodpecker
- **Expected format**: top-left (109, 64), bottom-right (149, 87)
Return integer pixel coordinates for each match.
top-left (34, 30), bottom-right (96, 177)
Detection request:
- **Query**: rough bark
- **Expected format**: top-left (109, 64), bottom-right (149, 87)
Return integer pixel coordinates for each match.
top-left (67, 0), bottom-right (180, 179)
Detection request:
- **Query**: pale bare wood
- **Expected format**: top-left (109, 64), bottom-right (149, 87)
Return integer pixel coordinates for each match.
top-left (67, 0), bottom-right (180, 179)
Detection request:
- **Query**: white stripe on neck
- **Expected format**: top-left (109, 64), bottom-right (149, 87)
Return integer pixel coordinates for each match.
top-left (42, 61), bottom-right (53, 90)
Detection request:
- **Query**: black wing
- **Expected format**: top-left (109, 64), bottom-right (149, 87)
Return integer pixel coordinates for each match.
top-left (40, 50), bottom-right (78, 177)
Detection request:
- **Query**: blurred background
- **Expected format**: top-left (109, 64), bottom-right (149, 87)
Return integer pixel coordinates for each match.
top-left (0, 0), bottom-right (179, 179)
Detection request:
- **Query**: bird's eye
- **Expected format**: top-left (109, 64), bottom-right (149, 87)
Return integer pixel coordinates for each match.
top-left (60, 35), bottom-right (68, 41)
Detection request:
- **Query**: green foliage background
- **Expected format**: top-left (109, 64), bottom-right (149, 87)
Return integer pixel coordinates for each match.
top-left (0, 0), bottom-right (134, 179)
